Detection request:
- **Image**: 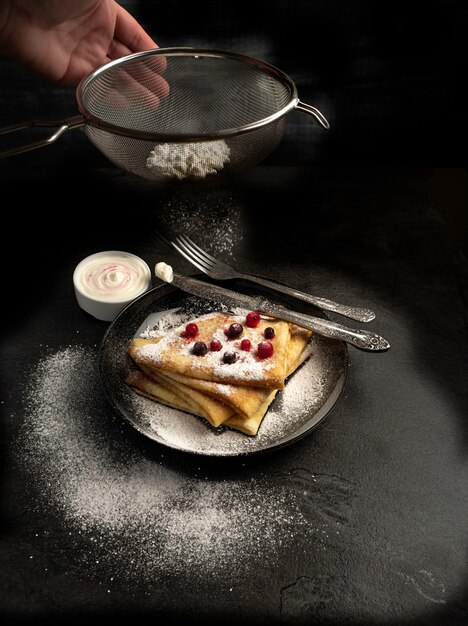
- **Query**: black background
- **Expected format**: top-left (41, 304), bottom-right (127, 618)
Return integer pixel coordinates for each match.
top-left (1, 2), bottom-right (467, 624)
top-left (1, 0), bottom-right (466, 250)
top-left (1, 0), bottom-right (467, 166)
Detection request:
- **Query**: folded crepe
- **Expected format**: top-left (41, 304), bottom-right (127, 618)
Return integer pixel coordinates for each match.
top-left (126, 369), bottom-right (236, 428)
top-left (126, 312), bottom-right (313, 436)
top-left (127, 312), bottom-right (291, 389)
top-left (223, 324), bottom-right (313, 435)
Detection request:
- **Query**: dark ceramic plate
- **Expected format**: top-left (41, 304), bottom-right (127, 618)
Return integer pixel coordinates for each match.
top-left (99, 277), bottom-right (348, 457)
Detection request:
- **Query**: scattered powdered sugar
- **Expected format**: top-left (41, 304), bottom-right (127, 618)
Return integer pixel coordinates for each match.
top-left (140, 308), bottom-right (261, 341)
top-left (138, 300), bottom-right (226, 339)
top-left (17, 345), bottom-right (340, 588)
top-left (268, 339), bottom-right (330, 421)
top-left (146, 140), bottom-right (230, 180)
top-left (139, 308), bottom-right (189, 338)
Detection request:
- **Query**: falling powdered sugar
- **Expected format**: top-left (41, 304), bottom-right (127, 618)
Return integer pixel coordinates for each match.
top-left (18, 345), bottom-right (322, 588)
top-left (158, 190), bottom-right (243, 259)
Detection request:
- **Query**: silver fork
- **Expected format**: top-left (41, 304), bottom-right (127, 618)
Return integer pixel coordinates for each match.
top-left (161, 233), bottom-right (375, 323)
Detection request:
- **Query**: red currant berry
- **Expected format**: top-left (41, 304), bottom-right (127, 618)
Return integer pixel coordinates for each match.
top-left (257, 340), bottom-right (274, 359)
top-left (210, 339), bottom-right (222, 352)
top-left (226, 322), bottom-right (243, 339)
top-left (240, 339), bottom-right (251, 351)
top-left (192, 341), bottom-right (208, 356)
top-left (184, 323), bottom-right (199, 338)
top-left (223, 351), bottom-right (237, 364)
top-left (246, 311), bottom-right (261, 328)
top-left (264, 326), bottom-right (275, 339)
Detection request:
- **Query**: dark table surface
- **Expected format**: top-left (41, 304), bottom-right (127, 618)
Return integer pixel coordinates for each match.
top-left (2, 2), bottom-right (468, 622)
top-left (1, 135), bottom-right (467, 625)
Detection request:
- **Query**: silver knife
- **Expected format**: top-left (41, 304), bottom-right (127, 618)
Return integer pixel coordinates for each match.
top-left (156, 265), bottom-right (390, 351)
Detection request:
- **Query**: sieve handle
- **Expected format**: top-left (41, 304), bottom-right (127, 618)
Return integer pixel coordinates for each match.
top-left (0, 115), bottom-right (84, 158)
top-left (296, 101), bottom-right (330, 130)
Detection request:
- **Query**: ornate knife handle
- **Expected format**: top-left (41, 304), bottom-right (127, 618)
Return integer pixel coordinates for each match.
top-left (259, 300), bottom-right (390, 351)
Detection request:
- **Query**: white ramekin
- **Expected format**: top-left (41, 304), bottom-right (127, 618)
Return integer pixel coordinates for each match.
top-left (73, 250), bottom-right (152, 321)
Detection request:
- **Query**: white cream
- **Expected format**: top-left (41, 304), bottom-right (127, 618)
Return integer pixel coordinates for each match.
top-left (155, 261), bottom-right (174, 283)
top-left (74, 252), bottom-right (151, 303)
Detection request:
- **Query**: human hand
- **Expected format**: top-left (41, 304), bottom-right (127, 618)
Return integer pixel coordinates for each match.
top-left (0, 0), bottom-right (158, 85)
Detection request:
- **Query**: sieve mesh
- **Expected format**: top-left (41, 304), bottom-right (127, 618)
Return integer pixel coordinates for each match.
top-left (84, 119), bottom-right (285, 183)
top-left (79, 49), bottom-right (295, 138)
top-left (76, 49), bottom-right (298, 183)
top-left (1, 48), bottom-right (328, 180)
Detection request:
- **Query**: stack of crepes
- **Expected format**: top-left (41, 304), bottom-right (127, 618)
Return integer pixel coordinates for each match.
top-left (126, 311), bottom-right (312, 436)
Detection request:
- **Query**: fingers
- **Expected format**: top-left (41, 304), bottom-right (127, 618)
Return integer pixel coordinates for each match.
top-left (107, 37), bottom-right (167, 75)
top-left (86, 4), bottom-right (170, 124)
top-left (109, 66), bottom-right (165, 112)
top-left (110, 4), bottom-right (168, 91)
top-left (114, 4), bottom-right (158, 53)
top-left (107, 38), bottom-right (133, 61)
top-left (123, 55), bottom-right (170, 100)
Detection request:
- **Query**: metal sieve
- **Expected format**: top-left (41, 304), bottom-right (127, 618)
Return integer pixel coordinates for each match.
top-left (0, 47), bottom-right (329, 183)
